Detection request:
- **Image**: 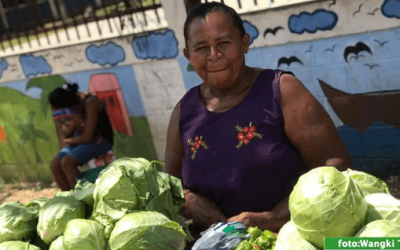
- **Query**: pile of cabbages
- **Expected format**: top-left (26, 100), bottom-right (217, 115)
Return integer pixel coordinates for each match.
top-left (0, 157), bottom-right (189, 250)
top-left (275, 167), bottom-right (399, 250)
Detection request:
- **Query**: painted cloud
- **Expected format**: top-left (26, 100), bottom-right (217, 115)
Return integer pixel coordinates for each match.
top-left (86, 42), bottom-right (126, 66)
top-left (289, 9), bottom-right (338, 34)
top-left (243, 20), bottom-right (259, 45)
top-left (382, 0), bottom-right (400, 18)
top-left (0, 59), bottom-right (8, 78)
top-left (132, 29), bottom-right (178, 60)
top-left (20, 55), bottom-right (51, 77)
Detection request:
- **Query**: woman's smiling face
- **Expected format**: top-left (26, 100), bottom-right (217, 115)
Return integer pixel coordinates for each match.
top-left (184, 12), bottom-right (250, 89)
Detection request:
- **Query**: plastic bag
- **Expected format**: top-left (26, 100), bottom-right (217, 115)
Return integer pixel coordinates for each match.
top-left (192, 222), bottom-right (248, 250)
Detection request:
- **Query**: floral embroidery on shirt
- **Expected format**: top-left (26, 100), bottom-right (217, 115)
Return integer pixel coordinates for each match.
top-left (188, 136), bottom-right (209, 160)
top-left (235, 122), bottom-right (263, 149)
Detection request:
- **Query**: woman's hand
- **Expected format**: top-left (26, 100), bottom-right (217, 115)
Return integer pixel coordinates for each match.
top-left (183, 189), bottom-right (227, 228)
top-left (228, 196), bottom-right (291, 233)
top-left (227, 211), bottom-right (285, 233)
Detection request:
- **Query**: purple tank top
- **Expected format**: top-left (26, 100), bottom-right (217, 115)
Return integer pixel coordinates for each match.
top-left (179, 69), bottom-right (306, 217)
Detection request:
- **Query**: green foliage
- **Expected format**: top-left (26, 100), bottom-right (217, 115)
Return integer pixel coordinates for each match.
top-left (26, 75), bottom-right (65, 117)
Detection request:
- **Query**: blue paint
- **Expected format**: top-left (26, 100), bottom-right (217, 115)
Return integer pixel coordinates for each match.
top-left (338, 122), bottom-right (400, 178)
top-left (2, 79), bottom-right (42, 99)
top-left (289, 9), bottom-right (338, 34)
top-left (86, 42), bottom-right (125, 67)
top-left (62, 65), bottom-right (146, 117)
top-left (382, 0), bottom-right (400, 18)
top-left (243, 20), bottom-right (259, 45)
top-left (177, 55), bottom-right (202, 91)
top-left (245, 27), bottom-right (400, 98)
top-left (20, 55), bottom-right (51, 77)
top-left (132, 30), bottom-right (179, 60)
top-left (0, 59), bottom-right (8, 78)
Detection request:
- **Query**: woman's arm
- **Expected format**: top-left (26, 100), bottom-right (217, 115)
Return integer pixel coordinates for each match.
top-left (165, 102), bottom-right (227, 227)
top-left (63, 95), bottom-right (100, 145)
top-left (279, 73), bottom-right (352, 171)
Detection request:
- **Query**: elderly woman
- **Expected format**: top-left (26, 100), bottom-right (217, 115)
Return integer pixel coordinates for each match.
top-left (48, 83), bottom-right (114, 191)
top-left (165, 2), bottom-right (352, 238)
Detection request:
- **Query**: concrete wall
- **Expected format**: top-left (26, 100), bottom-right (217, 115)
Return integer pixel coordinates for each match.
top-left (0, 0), bottom-right (399, 182)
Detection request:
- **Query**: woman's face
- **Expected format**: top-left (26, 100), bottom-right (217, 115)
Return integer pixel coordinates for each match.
top-left (184, 12), bottom-right (250, 89)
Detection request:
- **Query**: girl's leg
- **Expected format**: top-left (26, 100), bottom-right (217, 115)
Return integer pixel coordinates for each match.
top-left (50, 157), bottom-right (71, 191)
top-left (61, 155), bottom-right (80, 190)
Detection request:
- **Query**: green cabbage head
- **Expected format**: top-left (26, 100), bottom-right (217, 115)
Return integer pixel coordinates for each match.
top-left (289, 167), bottom-right (367, 248)
top-left (0, 241), bottom-right (40, 250)
top-left (63, 219), bottom-right (106, 250)
top-left (364, 193), bottom-right (400, 224)
top-left (274, 221), bottom-right (317, 250)
top-left (344, 169), bottom-right (390, 196)
top-left (49, 236), bottom-right (64, 250)
top-left (109, 211), bottom-right (186, 250)
top-left (91, 157), bottom-right (185, 237)
top-left (37, 196), bottom-right (85, 244)
top-left (0, 201), bottom-right (38, 243)
top-left (73, 180), bottom-right (95, 207)
top-left (25, 197), bottom-right (49, 213)
top-left (355, 220), bottom-right (400, 237)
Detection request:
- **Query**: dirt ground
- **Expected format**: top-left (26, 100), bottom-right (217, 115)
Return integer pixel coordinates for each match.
top-left (0, 182), bottom-right (60, 205)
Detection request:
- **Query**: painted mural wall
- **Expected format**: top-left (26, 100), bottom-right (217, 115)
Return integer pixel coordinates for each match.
top-left (0, 0), bottom-right (399, 183)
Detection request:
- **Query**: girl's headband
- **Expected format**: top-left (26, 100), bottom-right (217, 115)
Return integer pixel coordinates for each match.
top-left (52, 107), bottom-right (76, 121)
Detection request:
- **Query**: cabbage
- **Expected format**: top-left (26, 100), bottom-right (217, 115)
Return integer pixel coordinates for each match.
top-left (364, 193), bottom-right (400, 224)
top-left (37, 196), bottom-right (85, 244)
top-left (63, 219), bottom-right (106, 250)
top-left (274, 221), bottom-right (317, 250)
top-left (0, 241), bottom-right (40, 250)
top-left (91, 157), bottom-right (185, 237)
top-left (49, 236), bottom-right (64, 250)
top-left (109, 211), bottom-right (186, 250)
top-left (355, 220), bottom-right (400, 237)
top-left (0, 202), bottom-right (38, 243)
top-left (73, 180), bottom-right (95, 207)
top-left (344, 169), bottom-right (390, 196)
top-left (25, 198), bottom-right (49, 212)
top-left (289, 167), bottom-right (367, 248)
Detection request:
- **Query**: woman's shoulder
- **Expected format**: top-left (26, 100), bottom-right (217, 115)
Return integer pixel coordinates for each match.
top-left (180, 84), bottom-right (201, 105)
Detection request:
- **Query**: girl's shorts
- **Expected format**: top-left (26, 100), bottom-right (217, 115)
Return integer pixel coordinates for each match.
top-left (56, 137), bottom-right (112, 165)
